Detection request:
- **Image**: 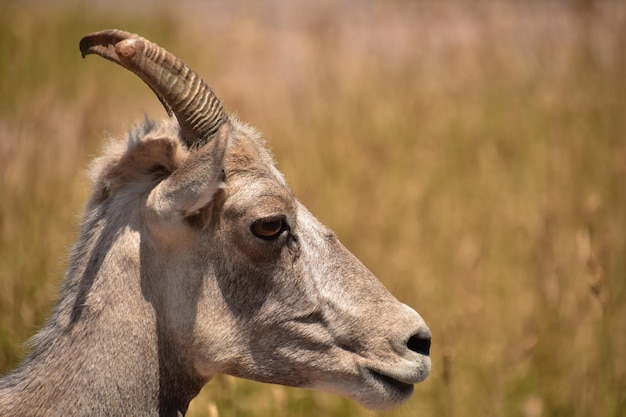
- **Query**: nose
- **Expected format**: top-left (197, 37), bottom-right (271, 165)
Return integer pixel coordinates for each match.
top-left (407, 331), bottom-right (431, 356)
top-left (399, 303), bottom-right (431, 356)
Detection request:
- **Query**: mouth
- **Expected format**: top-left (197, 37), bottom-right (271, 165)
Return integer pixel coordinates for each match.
top-left (367, 369), bottom-right (414, 398)
top-left (313, 359), bottom-right (430, 411)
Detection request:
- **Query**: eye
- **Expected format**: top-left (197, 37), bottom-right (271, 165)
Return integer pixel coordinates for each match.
top-left (251, 216), bottom-right (288, 240)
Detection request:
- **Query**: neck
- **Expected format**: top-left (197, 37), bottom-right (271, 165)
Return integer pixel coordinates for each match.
top-left (0, 206), bottom-right (205, 416)
top-left (0, 317), bottom-right (202, 416)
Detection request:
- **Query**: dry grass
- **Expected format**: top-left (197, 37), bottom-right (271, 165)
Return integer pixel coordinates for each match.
top-left (1, 1), bottom-right (625, 416)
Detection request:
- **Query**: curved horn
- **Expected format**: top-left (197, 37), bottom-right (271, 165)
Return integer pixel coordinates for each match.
top-left (79, 29), bottom-right (227, 149)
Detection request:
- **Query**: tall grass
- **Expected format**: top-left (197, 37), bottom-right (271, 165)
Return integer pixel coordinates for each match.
top-left (1, 1), bottom-right (624, 416)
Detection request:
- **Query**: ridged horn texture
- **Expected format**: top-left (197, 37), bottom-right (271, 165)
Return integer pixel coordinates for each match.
top-left (79, 29), bottom-right (227, 149)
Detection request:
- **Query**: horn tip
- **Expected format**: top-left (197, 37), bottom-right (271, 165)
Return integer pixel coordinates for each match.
top-left (79, 36), bottom-right (93, 58)
top-left (79, 29), bottom-right (136, 61)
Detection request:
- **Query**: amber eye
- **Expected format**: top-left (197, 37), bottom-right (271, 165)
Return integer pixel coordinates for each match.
top-left (251, 217), bottom-right (287, 240)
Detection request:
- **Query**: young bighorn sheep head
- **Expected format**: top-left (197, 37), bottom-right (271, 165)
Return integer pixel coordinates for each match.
top-left (0, 30), bottom-right (430, 415)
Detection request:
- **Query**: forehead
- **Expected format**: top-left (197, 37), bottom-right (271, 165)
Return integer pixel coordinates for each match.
top-left (223, 123), bottom-right (287, 184)
top-left (222, 128), bottom-right (294, 216)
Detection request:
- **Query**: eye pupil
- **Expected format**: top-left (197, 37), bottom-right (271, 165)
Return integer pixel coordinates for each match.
top-left (252, 218), bottom-right (286, 240)
top-left (260, 220), bottom-right (281, 235)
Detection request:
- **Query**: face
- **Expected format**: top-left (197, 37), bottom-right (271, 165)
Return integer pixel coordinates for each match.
top-left (82, 28), bottom-right (430, 412)
top-left (179, 133), bottom-right (431, 411)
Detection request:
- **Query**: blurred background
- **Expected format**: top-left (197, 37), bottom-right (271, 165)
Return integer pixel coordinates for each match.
top-left (1, 0), bottom-right (624, 416)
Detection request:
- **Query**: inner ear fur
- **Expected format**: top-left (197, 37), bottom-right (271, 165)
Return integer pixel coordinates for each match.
top-left (94, 134), bottom-right (187, 200)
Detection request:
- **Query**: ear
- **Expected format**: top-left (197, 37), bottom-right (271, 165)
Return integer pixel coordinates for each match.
top-left (146, 123), bottom-right (230, 222)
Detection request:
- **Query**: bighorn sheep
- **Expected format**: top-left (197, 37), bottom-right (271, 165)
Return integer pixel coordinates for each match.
top-left (0, 30), bottom-right (431, 416)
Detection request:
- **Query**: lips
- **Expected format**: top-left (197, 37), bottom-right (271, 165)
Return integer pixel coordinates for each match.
top-left (312, 357), bottom-right (431, 411)
top-left (366, 368), bottom-right (415, 397)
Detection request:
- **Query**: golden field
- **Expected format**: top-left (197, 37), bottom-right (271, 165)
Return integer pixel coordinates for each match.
top-left (0, 1), bottom-right (624, 416)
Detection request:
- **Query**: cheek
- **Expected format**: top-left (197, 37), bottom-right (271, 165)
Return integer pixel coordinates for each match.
top-left (253, 271), bottom-right (325, 333)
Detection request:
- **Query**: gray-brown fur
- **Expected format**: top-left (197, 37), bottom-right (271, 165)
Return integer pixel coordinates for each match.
top-left (0, 31), bottom-right (431, 417)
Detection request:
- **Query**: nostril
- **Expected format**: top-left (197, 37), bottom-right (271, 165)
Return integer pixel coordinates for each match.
top-left (407, 333), bottom-right (431, 356)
